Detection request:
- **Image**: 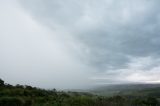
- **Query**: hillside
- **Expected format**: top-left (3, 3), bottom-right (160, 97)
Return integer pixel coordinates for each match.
top-left (0, 79), bottom-right (160, 106)
top-left (91, 84), bottom-right (160, 97)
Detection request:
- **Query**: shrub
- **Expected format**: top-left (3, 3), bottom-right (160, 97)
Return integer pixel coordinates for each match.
top-left (0, 97), bottom-right (24, 106)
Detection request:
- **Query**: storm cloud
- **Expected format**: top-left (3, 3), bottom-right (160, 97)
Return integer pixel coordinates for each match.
top-left (0, 0), bottom-right (160, 89)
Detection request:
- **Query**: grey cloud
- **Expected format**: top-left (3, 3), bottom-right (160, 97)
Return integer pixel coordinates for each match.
top-left (19, 0), bottom-right (160, 71)
top-left (1, 0), bottom-right (160, 88)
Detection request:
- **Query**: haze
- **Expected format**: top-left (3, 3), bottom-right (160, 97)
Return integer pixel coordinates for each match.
top-left (0, 0), bottom-right (160, 89)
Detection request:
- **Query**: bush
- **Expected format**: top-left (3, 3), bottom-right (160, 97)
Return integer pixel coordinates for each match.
top-left (0, 97), bottom-right (24, 106)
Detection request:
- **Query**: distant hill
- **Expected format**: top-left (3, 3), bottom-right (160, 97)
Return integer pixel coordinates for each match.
top-left (91, 84), bottom-right (160, 97)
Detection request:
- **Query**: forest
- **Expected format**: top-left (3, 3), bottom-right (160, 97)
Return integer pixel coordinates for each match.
top-left (0, 78), bottom-right (160, 106)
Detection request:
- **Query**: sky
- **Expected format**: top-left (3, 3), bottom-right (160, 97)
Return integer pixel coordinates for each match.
top-left (0, 0), bottom-right (160, 89)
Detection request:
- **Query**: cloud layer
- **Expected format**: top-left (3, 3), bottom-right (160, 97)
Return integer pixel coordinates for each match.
top-left (0, 0), bottom-right (160, 89)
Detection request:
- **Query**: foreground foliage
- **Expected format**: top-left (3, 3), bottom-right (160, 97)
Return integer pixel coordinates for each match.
top-left (0, 78), bottom-right (159, 106)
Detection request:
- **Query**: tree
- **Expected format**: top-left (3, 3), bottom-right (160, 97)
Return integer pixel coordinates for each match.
top-left (146, 97), bottom-right (158, 106)
top-left (0, 97), bottom-right (24, 106)
top-left (0, 78), bottom-right (4, 86)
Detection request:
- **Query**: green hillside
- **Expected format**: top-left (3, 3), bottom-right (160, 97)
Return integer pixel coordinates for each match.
top-left (0, 78), bottom-right (160, 106)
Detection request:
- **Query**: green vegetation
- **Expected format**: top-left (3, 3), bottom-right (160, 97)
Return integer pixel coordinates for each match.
top-left (0, 78), bottom-right (159, 106)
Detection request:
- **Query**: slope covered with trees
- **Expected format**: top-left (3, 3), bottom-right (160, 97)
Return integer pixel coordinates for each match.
top-left (0, 78), bottom-right (159, 106)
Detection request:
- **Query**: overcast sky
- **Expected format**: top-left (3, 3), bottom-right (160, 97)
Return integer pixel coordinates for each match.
top-left (0, 0), bottom-right (160, 89)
